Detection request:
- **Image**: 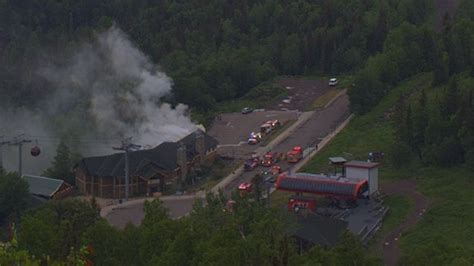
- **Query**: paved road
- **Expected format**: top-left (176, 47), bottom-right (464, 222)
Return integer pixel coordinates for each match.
top-left (223, 93), bottom-right (350, 196)
top-left (105, 197), bottom-right (197, 228)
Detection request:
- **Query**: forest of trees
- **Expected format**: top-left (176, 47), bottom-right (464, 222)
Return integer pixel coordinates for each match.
top-left (1, 195), bottom-right (380, 266)
top-left (2, 0), bottom-right (474, 264)
top-left (1, 0), bottom-right (432, 113)
top-left (349, 0), bottom-right (474, 113)
top-left (347, 0), bottom-right (474, 168)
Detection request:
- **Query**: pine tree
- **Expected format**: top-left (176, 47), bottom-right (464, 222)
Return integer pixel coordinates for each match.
top-left (412, 88), bottom-right (428, 159)
top-left (441, 78), bottom-right (460, 118)
top-left (43, 141), bottom-right (74, 185)
top-left (432, 51), bottom-right (449, 86)
top-left (393, 95), bottom-right (407, 141)
top-left (370, 2), bottom-right (388, 53)
top-left (405, 104), bottom-right (414, 147)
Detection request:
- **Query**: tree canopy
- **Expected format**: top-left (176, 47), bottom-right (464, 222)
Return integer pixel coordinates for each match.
top-left (4, 194), bottom-right (378, 265)
top-left (1, 0), bottom-right (433, 113)
top-left (0, 170), bottom-right (29, 224)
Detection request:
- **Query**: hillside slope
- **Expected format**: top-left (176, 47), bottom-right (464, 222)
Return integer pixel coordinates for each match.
top-left (302, 73), bottom-right (474, 264)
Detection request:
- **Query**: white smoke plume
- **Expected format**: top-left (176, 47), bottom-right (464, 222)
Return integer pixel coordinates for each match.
top-left (41, 26), bottom-right (197, 147)
top-left (0, 26), bottom-right (197, 174)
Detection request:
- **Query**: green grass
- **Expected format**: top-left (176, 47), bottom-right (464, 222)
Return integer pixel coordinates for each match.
top-left (216, 82), bottom-right (288, 113)
top-left (192, 80), bottom-right (288, 126)
top-left (304, 74), bottom-right (354, 89)
top-left (298, 73), bottom-right (474, 262)
top-left (367, 195), bottom-right (413, 257)
top-left (270, 190), bottom-right (291, 208)
top-left (302, 73), bottom-right (432, 174)
top-left (308, 89), bottom-right (341, 110)
top-left (259, 120), bottom-right (296, 146)
top-left (380, 196), bottom-right (414, 235)
top-left (398, 167), bottom-right (474, 264)
top-left (186, 158), bottom-right (243, 192)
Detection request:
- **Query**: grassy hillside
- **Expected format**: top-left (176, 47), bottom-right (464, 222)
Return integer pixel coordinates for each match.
top-left (300, 73), bottom-right (474, 263)
top-left (302, 73), bottom-right (432, 174)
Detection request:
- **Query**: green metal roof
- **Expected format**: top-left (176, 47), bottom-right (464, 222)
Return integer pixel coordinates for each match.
top-left (22, 174), bottom-right (64, 198)
top-left (329, 157), bottom-right (347, 164)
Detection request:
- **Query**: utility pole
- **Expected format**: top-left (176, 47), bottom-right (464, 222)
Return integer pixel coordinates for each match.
top-left (4, 134), bottom-right (32, 177)
top-left (113, 137), bottom-right (141, 202)
top-left (0, 136), bottom-right (5, 170)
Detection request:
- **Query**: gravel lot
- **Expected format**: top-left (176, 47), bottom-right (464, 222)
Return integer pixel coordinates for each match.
top-left (273, 77), bottom-right (332, 111)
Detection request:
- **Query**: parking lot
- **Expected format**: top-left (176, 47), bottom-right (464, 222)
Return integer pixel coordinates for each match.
top-left (207, 77), bottom-right (337, 159)
top-left (223, 93), bottom-right (351, 196)
top-left (272, 77), bottom-right (332, 110)
top-left (207, 110), bottom-right (299, 160)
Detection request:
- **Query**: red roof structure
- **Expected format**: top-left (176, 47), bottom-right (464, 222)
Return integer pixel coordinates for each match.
top-left (276, 173), bottom-right (368, 198)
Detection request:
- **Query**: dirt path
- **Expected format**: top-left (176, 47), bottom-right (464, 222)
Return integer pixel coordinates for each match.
top-left (377, 1), bottom-right (460, 263)
top-left (379, 180), bottom-right (430, 266)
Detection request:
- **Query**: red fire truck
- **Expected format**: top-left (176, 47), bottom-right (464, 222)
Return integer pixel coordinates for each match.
top-left (238, 182), bottom-right (252, 197)
top-left (270, 165), bottom-right (281, 175)
top-left (262, 152), bottom-right (275, 167)
top-left (287, 146), bottom-right (303, 163)
top-left (287, 196), bottom-right (316, 213)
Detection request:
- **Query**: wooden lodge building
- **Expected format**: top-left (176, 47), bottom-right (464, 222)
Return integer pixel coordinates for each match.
top-left (74, 130), bottom-right (218, 198)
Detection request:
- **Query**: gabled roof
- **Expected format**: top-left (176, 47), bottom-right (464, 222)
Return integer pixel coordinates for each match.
top-left (276, 173), bottom-right (368, 198)
top-left (293, 215), bottom-right (348, 246)
top-left (77, 129), bottom-right (218, 178)
top-left (22, 174), bottom-right (64, 198)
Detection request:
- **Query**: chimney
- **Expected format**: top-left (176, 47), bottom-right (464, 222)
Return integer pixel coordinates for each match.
top-left (177, 142), bottom-right (187, 181)
top-left (195, 130), bottom-right (205, 163)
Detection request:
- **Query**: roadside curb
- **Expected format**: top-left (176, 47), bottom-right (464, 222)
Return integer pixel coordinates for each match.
top-left (292, 113), bottom-right (354, 172)
top-left (100, 193), bottom-right (205, 219)
top-left (265, 113), bottom-right (353, 199)
top-left (100, 197), bottom-right (153, 218)
top-left (323, 89), bottom-right (347, 109)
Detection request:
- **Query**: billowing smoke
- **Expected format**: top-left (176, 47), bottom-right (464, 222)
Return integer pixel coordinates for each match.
top-left (41, 26), bottom-right (197, 147)
top-left (0, 26), bottom-right (197, 174)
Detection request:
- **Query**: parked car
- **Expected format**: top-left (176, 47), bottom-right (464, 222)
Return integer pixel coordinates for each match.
top-left (241, 107), bottom-right (253, 114)
top-left (244, 157), bottom-right (259, 171)
top-left (248, 132), bottom-right (262, 145)
top-left (329, 78), bottom-right (338, 86)
top-left (263, 173), bottom-right (276, 184)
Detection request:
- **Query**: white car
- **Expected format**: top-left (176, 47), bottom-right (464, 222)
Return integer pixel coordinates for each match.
top-left (329, 78), bottom-right (338, 86)
top-left (248, 132), bottom-right (262, 144)
top-left (248, 138), bottom-right (259, 145)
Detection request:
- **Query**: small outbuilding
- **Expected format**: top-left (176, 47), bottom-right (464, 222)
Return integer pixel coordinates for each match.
top-left (22, 174), bottom-right (73, 200)
top-left (343, 161), bottom-right (380, 196)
